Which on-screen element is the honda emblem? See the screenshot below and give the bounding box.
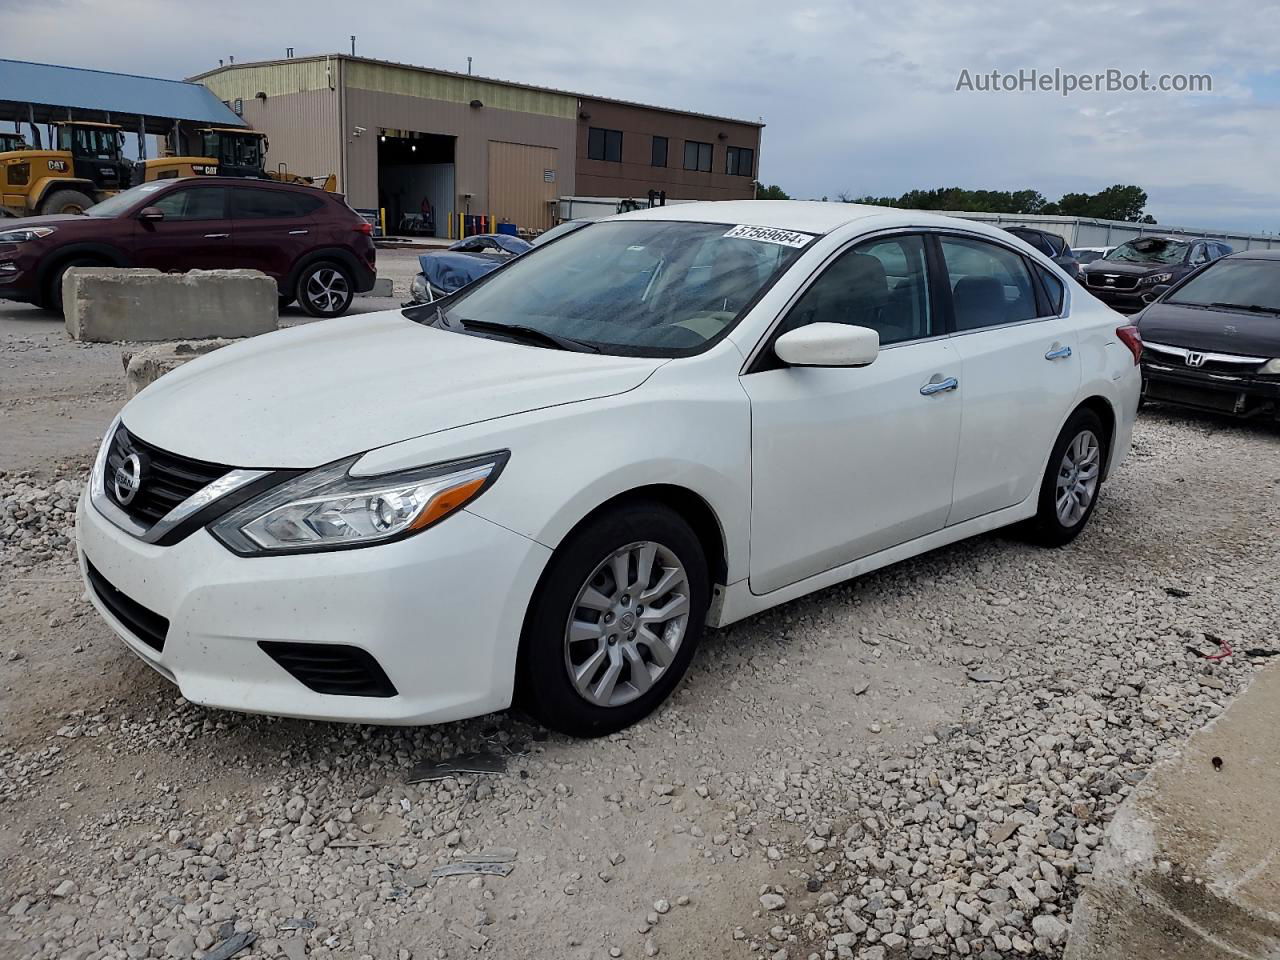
[1185,352,1206,368]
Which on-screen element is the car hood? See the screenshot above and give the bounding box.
[121,310,665,468]
[0,213,93,233]
[1137,302,1280,356]
[1083,260,1184,280]
[418,251,508,294]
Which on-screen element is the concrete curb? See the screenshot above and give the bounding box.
[1065,663,1280,959]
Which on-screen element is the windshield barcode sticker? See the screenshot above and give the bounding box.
[723,224,813,248]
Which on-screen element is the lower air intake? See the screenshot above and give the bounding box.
[257,641,398,698]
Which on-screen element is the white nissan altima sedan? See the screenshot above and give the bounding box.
[77,201,1142,736]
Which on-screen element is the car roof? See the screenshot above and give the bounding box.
[1225,249,1280,260]
[161,175,319,195]
[607,200,1016,238]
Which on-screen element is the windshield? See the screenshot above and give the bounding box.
[1167,259,1280,313]
[531,219,590,247]
[410,220,812,356]
[1104,238,1189,265]
[85,181,169,217]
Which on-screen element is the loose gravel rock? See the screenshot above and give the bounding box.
[1,409,1278,960]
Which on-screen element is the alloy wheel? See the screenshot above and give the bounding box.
[1055,429,1100,527]
[563,540,690,708]
[305,268,351,313]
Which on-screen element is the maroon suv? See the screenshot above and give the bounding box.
[0,178,376,317]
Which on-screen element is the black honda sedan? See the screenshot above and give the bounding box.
[1136,251,1280,419]
[1082,236,1232,314]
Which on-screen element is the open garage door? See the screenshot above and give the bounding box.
[488,141,558,233]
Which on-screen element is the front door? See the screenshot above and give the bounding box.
[741,233,963,595]
[130,184,234,272]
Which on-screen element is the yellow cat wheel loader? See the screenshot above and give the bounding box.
[142,128,336,191]
[0,122,132,217]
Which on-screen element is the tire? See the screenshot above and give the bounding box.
[45,258,100,315]
[295,261,354,318]
[1026,408,1107,547]
[39,189,94,216]
[519,501,710,737]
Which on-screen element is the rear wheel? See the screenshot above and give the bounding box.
[519,502,709,737]
[39,189,94,216]
[1027,408,1106,546]
[296,261,354,318]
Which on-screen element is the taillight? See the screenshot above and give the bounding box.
[1116,325,1142,365]
[354,222,373,235]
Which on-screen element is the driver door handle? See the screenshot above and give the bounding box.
[1045,344,1073,360]
[920,376,959,396]
[203,233,229,239]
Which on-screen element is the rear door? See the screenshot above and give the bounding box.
[229,186,324,283]
[129,184,234,272]
[936,234,1081,525]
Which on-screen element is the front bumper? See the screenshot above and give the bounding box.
[76,490,552,724]
[1142,361,1280,418]
[1085,284,1151,314]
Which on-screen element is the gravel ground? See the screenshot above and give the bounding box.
[2,323,1279,960]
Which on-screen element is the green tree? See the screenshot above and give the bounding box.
[848,183,1152,222]
[753,184,791,200]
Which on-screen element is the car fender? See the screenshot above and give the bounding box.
[34,240,131,291]
[352,358,753,585]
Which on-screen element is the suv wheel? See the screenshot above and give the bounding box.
[46,258,100,315]
[296,261,354,318]
[519,502,709,737]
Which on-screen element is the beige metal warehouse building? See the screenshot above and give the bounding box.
[190,54,763,237]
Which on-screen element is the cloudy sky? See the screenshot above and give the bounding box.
[6,0,1280,231]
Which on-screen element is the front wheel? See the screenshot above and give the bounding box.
[1027,408,1106,546]
[296,261,354,318]
[39,189,94,216]
[519,502,709,737]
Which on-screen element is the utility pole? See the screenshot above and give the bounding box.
[351,36,356,56]
[467,56,473,75]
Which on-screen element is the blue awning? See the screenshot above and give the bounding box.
[0,59,246,134]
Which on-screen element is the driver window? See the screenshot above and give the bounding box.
[779,234,933,346]
[153,187,226,221]
[1190,243,1208,265]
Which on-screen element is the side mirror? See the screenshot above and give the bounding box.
[1142,284,1170,304]
[138,206,165,222]
[775,322,880,368]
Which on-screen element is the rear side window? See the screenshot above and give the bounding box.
[939,236,1039,331]
[1036,266,1066,314]
[231,187,323,219]
[153,186,226,221]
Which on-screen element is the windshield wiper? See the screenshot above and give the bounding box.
[448,316,600,353]
[1208,302,1280,315]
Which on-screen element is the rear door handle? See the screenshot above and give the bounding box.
[288,229,309,235]
[920,376,959,396]
[1045,344,1073,360]
[203,233,229,239]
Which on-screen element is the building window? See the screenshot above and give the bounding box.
[588,127,623,163]
[651,136,668,168]
[725,146,754,177]
[683,140,712,172]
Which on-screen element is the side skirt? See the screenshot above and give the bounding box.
[711,494,1037,628]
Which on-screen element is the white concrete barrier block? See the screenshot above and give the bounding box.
[64,268,278,343]
[121,340,239,398]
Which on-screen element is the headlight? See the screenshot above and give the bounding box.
[409,273,432,303]
[0,226,56,244]
[210,451,508,555]
[1262,359,1280,375]
[1138,272,1173,285]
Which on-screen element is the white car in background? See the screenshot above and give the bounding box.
[77,201,1142,736]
